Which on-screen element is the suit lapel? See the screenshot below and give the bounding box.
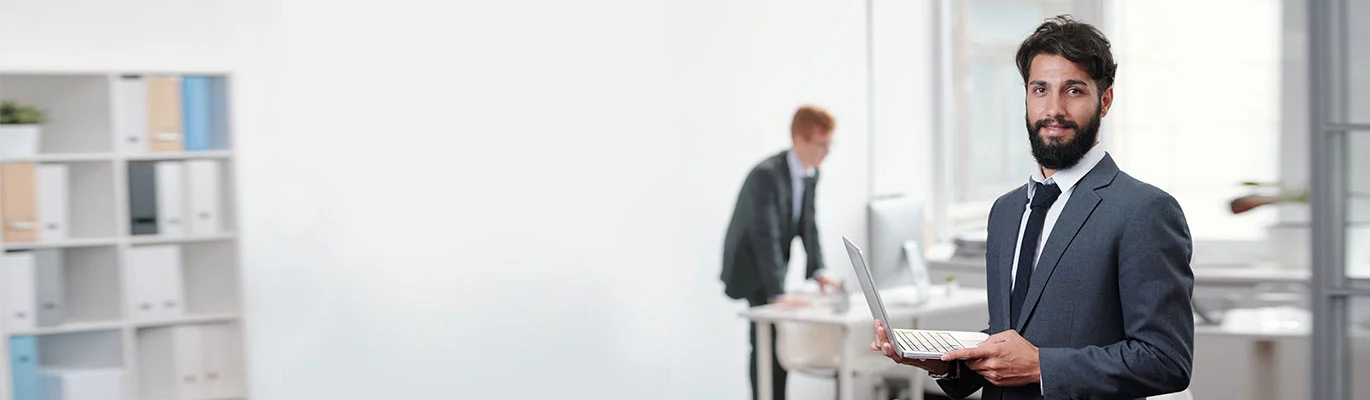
[1014,155,1120,331]
[997,186,1027,331]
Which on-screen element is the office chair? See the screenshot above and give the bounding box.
[774,288,905,399]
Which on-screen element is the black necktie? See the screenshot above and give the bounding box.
[798,176,816,230]
[1010,182,1062,325]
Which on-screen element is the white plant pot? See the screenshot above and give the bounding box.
[1267,222,1370,276]
[1266,222,1310,270]
[0,125,41,156]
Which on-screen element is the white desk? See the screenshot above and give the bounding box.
[1191,324,1370,400]
[927,254,1311,286]
[739,285,988,400]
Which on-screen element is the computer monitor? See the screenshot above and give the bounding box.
[867,195,926,289]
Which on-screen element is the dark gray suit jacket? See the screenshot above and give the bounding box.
[720,151,824,301]
[938,155,1195,400]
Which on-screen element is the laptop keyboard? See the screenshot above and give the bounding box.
[895,331,963,354]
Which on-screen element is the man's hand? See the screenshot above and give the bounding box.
[869,320,951,375]
[815,275,841,294]
[769,295,812,308]
[941,330,1040,387]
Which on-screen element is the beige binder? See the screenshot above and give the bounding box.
[2,163,40,242]
[147,75,184,152]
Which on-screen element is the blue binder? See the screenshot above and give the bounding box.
[9,336,42,400]
[209,76,230,149]
[182,76,213,151]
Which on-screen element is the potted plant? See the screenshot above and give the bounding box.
[1229,181,1307,215]
[1229,181,1310,269]
[1230,181,1370,270]
[0,101,47,156]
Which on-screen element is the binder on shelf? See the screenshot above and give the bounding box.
[201,324,244,398]
[40,368,124,400]
[146,75,184,153]
[2,163,40,242]
[126,245,184,321]
[128,162,159,235]
[33,250,65,327]
[114,75,149,154]
[171,327,205,399]
[9,336,43,400]
[139,326,205,400]
[186,160,221,235]
[4,250,65,329]
[36,164,69,241]
[3,252,37,331]
[182,76,212,151]
[209,76,230,150]
[154,162,187,237]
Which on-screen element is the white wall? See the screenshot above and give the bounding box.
[869,0,938,214]
[1279,0,1311,223]
[1108,0,1283,239]
[0,0,876,398]
[0,0,269,73]
[259,0,870,399]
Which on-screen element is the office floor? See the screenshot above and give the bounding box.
[788,374,951,400]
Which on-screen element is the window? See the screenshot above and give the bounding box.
[935,0,1101,234]
[933,0,1283,243]
[1105,0,1282,240]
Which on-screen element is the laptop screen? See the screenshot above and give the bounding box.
[843,236,897,346]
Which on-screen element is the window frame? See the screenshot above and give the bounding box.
[931,0,1106,239]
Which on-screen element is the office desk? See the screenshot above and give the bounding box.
[1191,324,1370,400]
[739,285,988,400]
[927,255,1311,286]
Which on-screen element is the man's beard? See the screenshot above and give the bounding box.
[1026,107,1100,170]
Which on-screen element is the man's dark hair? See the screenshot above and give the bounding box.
[1015,15,1117,93]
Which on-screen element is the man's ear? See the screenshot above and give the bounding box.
[1099,86,1114,118]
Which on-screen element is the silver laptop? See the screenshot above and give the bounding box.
[844,236,988,359]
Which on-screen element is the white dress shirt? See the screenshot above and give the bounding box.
[1010,144,1108,289]
[785,150,815,223]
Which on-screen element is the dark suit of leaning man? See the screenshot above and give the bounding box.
[721,105,842,400]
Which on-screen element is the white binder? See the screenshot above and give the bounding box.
[40,368,124,400]
[114,75,149,154]
[186,160,221,235]
[126,245,185,321]
[139,326,206,400]
[37,164,69,241]
[3,252,37,331]
[155,162,187,237]
[172,326,206,400]
[33,249,65,327]
[201,324,244,398]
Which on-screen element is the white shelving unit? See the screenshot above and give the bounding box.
[0,72,247,400]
